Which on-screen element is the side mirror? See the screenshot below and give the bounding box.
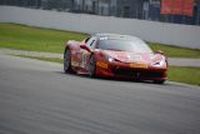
[80,44,91,52]
[155,50,164,55]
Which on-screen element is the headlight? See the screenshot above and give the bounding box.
[152,56,166,67]
[153,60,165,67]
[105,55,114,63]
[108,57,114,62]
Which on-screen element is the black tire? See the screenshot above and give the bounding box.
[88,55,96,77]
[64,49,72,73]
[154,80,165,84]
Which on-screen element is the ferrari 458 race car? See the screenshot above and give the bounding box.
[64,33,168,84]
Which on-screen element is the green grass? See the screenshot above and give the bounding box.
[12,54,200,86]
[168,66,200,86]
[0,23,200,58]
[0,23,87,53]
[149,43,200,58]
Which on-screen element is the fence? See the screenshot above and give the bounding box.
[0,6,199,49]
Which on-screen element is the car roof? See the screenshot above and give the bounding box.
[93,33,141,41]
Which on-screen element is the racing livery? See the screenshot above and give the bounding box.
[64,33,168,84]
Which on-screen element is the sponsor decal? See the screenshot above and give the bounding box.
[131,54,142,61]
[96,61,108,69]
[99,37,108,40]
[71,61,79,67]
[130,63,148,69]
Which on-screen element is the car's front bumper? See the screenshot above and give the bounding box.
[95,61,167,81]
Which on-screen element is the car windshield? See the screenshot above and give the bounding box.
[97,39,153,53]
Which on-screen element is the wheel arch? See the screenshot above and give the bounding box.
[64,43,72,57]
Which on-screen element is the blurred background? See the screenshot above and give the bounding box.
[0,0,200,26]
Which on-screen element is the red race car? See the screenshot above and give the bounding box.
[64,33,168,84]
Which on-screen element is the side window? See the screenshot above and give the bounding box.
[84,37,90,43]
[86,38,93,47]
[86,37,97,49]
[90,39,97,49]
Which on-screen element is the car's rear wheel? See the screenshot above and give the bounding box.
[88,55,96,77]
[154,80,165,84]
[64,49,72,73]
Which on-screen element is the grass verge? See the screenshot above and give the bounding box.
[0,23,87,53]
[0,23,200,58]
[168,66,200,86]
[14,55,200,86]
[149,43,200,58]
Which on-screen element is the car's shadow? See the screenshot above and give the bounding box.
[55,71,168,86]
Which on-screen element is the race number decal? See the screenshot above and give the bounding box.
[81,51,89,68]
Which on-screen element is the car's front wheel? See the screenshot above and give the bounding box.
[88,55,96,77]
[64,49,72,73]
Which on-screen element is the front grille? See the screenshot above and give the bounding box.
[113,68,163,78]
[113,68,134,77]
[142,72,163,78]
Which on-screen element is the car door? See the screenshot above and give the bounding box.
[70,38,90,68]
[80,37,97,69]
[71,37,90,68]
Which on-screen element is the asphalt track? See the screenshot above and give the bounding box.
[0,53,200,134]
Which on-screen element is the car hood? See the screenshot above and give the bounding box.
[102,50,163,64]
